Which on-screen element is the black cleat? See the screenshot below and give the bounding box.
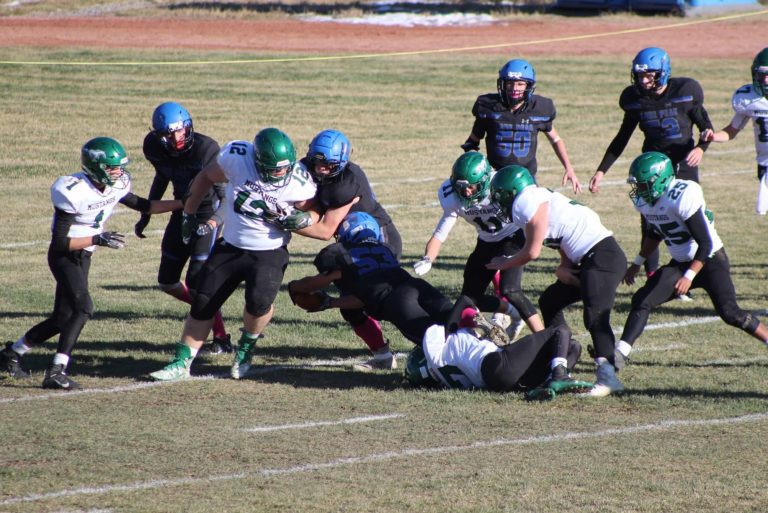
[42,364,81,390]
[199,334,233,355]
[0,342,31,379]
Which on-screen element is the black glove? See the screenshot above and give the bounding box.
[134,214,151,239]
[92,231,126,249]
[460,138,480,153]
[196,222,215,238]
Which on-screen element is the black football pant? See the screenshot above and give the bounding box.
[340,222,402,326]
[460,233,538,320]
[158,210,217,291]
[375,277,453,345]
[621,248,760,345]
[481,324,572,392]
[538,236,626,362]
[25,248,93,357]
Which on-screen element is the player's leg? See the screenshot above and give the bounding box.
[150,241,245,381]
[231,246,289,379]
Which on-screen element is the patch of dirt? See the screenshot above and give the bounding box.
[0,13,761,59]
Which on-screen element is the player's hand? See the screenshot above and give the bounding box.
[486,255,511,271]
[699,128,714,143]
[134,214,151,239]
[674,276,692,297]
[278,210,312,231]
[555,265,580,286]
[181,212,196,244]
[562,168,582,194]
[413,256,432,276]
[623,264,640,286]
[196,221,216,238]
[685,147,704,167]
[92,231,126,250]
[460,138,479,153]
[588,171,605,194]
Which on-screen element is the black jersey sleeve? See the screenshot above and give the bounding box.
[119,192,151,213]
[314,243,344,274]
[684,207,714,263]
[597,90,639,172]
[684,79,713,151]
[51,208,76,252]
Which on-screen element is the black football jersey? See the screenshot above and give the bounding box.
[314,242,408,316]
[300,159,394,228]
[469,93,556,173]
[598,77,713,172]
[142,132,221,215]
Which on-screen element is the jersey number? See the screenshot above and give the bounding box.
[495,123,531,159]
[233,191,278,221]
[348,246,398,275]
[756,116,768,143]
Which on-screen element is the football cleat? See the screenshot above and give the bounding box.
[585,362,624,397]
[231,340,257,380]
[0,342,31,379]
[42,364,81,390]
[613,350,629,372]
[473,313,510,347]
[149,357,192,382]
[352,353,398,372]
[525,386,556,401]
[199,334,233,355]
[491,312,511,329]
[506,318,525,342]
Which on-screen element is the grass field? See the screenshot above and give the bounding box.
[1,18,767,513]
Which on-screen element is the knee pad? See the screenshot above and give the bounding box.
[245,299,273,318]
[340,308,369,326]
[723,310,760,334]
[502,289,535,318]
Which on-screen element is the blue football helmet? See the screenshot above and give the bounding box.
[337,212,382,245]
[631,47,671,96]
[152,102,194,155]
[497,59,536,108]
[307,129,351,183]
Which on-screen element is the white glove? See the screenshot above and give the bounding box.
[413,256,432,276]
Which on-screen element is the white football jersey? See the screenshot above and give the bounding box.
[633,178,722,262]
[730,84,768,166]
[50,171,132,252]
[432,176,520,243]
[217,140,317,251]
[511,186,612,263]
[422,324,500,389]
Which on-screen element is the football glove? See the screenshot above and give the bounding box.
[460,138,480,153]
[278,210,312,231]
[413,256,432,276]
[92,231,126,250]
[181,212,196,244]
[195,221,215,238]
[134,214,151,239]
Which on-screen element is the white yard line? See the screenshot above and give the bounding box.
[242,413,405,433]
[2,412,766,506]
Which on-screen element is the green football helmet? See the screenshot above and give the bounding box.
[489,165,536,221]
[450,152,492,207]
[253,128,296,185]
[627,151,675,206]
[752,47,768,98]
[404,346,438,388]
[80,136,129,187]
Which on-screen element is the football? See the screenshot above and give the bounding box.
[288,281,330,312]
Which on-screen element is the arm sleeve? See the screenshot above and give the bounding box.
[690,84,713,152]
[119,192,151,213]
[51,208,75,252]
[597,114,637,172]
[146,173,169,202]
[684,207,714,262]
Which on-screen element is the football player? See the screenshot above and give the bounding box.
[487,165,627,397]
[702,47,768,215]
[296,129,402,371]
[461,58,581,192]
[135,102,231,355]
[616,152,768,366]
[413,152,544,341]
[148,128,320,382]
[288,212,520,355]
[0,137,182,389]
[406,297,588,400]
[589,47,714,279]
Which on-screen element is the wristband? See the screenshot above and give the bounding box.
[633,255,646,266]
[683,269,697,281]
